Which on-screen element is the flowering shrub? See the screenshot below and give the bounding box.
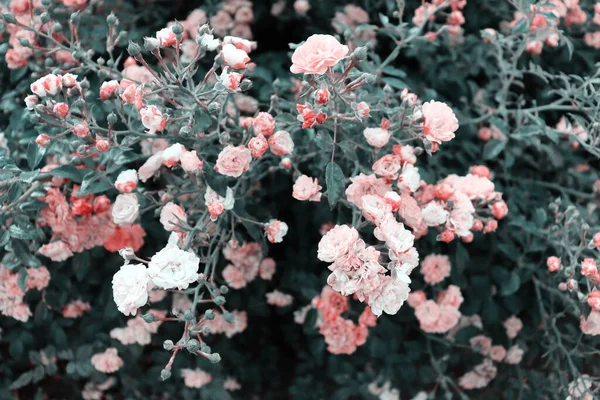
[1,0,600,399]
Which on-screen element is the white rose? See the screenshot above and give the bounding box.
[363,127,391,148]
[397,163,421,193]
[112,263,151,316]
[204,186,235,210]
[112,193,140,226]
[368,276,410,316]
[148,243,199,290]
[421,202,449,226]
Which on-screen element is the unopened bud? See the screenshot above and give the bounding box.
[208,353,221,363]
[144,37,160,52]
[219,285,229,294]
[2,13,16,24]
[240,79,253,91]
[200,344,211,354]
[106,13,118,26]
[107,112,118,125]
[40,12,50,24]
[127,41,142,57]
[214,295,226,306]
[186,339,200,353]
[142,313,157,323]
[223,311,234,323]
[163,340,174,350]
[161,368,171,380]
[171,22,184,35]
[183,310,195,322]
[352,46,368,61]
[52,22,63,32]
[208,102,220,115]
[204,309,215,320]
[70,11,81,25]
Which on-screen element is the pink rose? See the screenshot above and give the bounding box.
[422,101,459,144]
[112,193,139,226]
[252,112,275,136]
[248,134,269,158]
[269,130,294,155]
[265,219,289,243]
[39,241,73,262]
[91,348,123,374]
[139,106,167,134]
[215,145,252,177]
[292,175,322,201]
[363,127,391,148]
[290,34,349,75]
[159,202,187,231]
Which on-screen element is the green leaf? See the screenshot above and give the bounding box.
[512,18,529,34]
[500,271,521,296]
[26,142,46,170]
[77,176,113,196]
[17,268,28,293]
[20,170,40,183]
[314,130,333,151]
[483,139,505,160]
[382,77,407,90]
[325,162,345,210]
[9,224,37,240]
[9,370,33,390]
[534,208,547,227]
[49,165,85,182]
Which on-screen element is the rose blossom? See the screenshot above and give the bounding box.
[420,254,451,285]
[180,150,203,174]
[221,43,250,69]
[248,134,269,158]
[504,345,524,364]
[368,275,410,316]
[138,151,165,183]
[139,106,167,134]
[99,80,119,100]
[360,194,392,225]
[112,263,150,316]
[317,225,359,262]
[162,143,185,168]
[112,194,139,226]
[148,242,199,290]
[252,112,275,136]
[504,315,523,339]
[363,127,391,148]
[266,290,293,307]
[290,34,349,75]
[159,202,187,231]
[181,369,212,389]
[422,101,459,144]
[39,241,73,262]
[421,202,449,226]
[91,348,123,374]
[292,175,322,201]
[265,219,289,243]
[259,258,276,280]
[114,169,138,193]
[215,145,252,177]
[269,130,294,155]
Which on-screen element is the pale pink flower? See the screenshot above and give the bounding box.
[345,174,391,207]
[181,369,212,389]
[470,335,492,355]
[437,285,463,308]
[180,150,203,174]
[39,241,73,262]
[224,377,242,391]
[581,311,600,336]
[62,300,91,318]
[112,194,139,226]
[363,127,391,148]
[222,265,248,289]
[372,154,402,180]
[504,315,523,339]
[269,130,294,155]
[248,134,269,158]
[222,43,250,69]
[368,275,410,316]
[567,375,594,400]
[30,74,62,97]
[360,194,392,225]
[504,345,524,364]
[91,348,123,373]
[161,143,185,168]
[422,101,459,144]
[266,290,293,307]
[398,193,424,229]
[265,219,289,243]
[252,112,275,136]
[259,257,276,280]
[111,263,150,316]
[319,317,359,354]
[27,266,50,291]
[412,4,436,26]
[99,80,119,100]
[156,27,178,47]
[139,106,167,134]
[407,291,427,308]
[373,216,415,256]
[215,145,252,177]
[115,169,138,193]
[290,34,349,75]
[317,225,359,262]
[458,359,497,389]
[138,152,164,182]
[490,345,506,361]
[292,175,322,201]
[421,202,448,226]
[397,163,420,193]
[294,0,310,14]
[420,254,451,284]
[159,202,187,231]
[148,243,199,290]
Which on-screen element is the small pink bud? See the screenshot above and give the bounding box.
[35,134,51,147]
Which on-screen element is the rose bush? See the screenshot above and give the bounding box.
[0,0,599,399]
